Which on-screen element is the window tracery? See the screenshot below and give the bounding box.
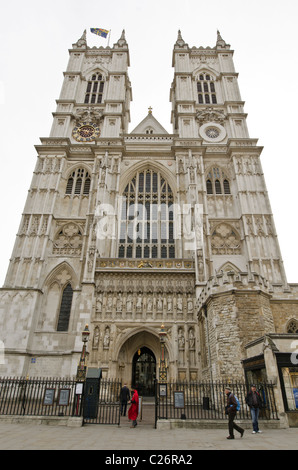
[211,223,241,255]
[118,169,175,259]
[197,73,217,105]
[206,167,231,195]
[57,283,73,332]
[287,319,298,334]
[53,223,83,256]
[65,168,91,196]
[84,72,105,104]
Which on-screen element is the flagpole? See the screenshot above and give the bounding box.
[107,30,111,47]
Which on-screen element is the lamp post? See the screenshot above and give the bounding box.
[76,324,90,382]
[159,324,168,383]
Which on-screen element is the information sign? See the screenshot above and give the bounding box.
[174,391,185,409]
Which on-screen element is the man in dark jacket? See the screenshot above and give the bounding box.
[245,384,263,434]
[225,387,244,440]
[120,383,130,416]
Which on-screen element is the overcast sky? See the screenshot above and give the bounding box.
[0,0,297,285]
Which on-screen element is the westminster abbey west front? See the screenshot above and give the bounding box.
[0,30,297,395]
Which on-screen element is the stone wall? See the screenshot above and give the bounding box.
[198,271,277,381]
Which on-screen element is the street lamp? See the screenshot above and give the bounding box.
[159,324,168,383]
[76,324,90,382]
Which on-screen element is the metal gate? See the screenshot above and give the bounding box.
[83,378,122,425]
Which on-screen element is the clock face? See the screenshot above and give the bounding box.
[78,125,95,137]
[72,122,100,142]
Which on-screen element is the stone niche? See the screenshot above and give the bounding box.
[94,271,196,322]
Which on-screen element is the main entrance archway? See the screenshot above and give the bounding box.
[132,347,156,396]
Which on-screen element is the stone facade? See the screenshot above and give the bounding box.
[0,30,297,390]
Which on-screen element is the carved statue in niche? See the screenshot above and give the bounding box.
[116,293,122,312]
[187,295,193,313]
[126,294,133,312]
[103,327,110,349]
[96,293,103,312]
[157,295,163,312]
[189,327,196,365]
[92,326,100,349]
[189,328,195,349]
[147,296,153,312]
[178,328,185,350]
[197,249,205,282]
[167,295,173,312]
[136,294,142,311]
[178,327,185,365]
[107,294,113,311]
[177,294,183,314]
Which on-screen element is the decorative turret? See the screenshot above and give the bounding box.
[72,29,87,49]
[216,30,230,50]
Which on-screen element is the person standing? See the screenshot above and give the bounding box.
[245,384,263,434]
[119,383,130,417]
[128,387,139,428]
[225,387,245,440]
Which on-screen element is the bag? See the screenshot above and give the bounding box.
[230,394,241,411]
[234,395,241,411]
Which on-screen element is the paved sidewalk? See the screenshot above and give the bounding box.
[0,419,297,450]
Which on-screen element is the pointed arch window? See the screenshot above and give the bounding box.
[65,168,91,196]
[118,169,175,259]
[206,167,231,195]
[197,72,217,105]
[57,283,73,331]
[84,72,105,104]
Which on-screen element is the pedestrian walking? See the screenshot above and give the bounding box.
[225,387,245,440]
[128,386,139,428]
[119,383,130,417]
[245,384,263,434]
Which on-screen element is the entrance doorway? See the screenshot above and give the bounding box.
[132,347,156,397]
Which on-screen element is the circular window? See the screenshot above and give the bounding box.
[199,122,226,143]
[206,127,220,139]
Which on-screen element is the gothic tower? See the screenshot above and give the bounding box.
[0,30,296,386]
[170,31,295,381]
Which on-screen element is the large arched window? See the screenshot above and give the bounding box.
[65,168,91,196]
[84,72,105,104]
[206,167,231,195]
[197,73,217,105]
[57,283,73,331]
[118,169,175,259]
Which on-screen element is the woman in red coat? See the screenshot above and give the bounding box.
[128,387,139,428]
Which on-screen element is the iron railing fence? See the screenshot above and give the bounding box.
[0,377,279,426]
[83,378,122,425]
[0,376,82,417]
[155,381,279,422]
[0,376,121,425]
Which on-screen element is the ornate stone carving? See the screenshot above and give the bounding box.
[73,106,103,126]
[211,223,241,255]
[196,107,226,125]
[53,222,83,256]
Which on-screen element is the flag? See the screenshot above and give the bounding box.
[90,28,109,38]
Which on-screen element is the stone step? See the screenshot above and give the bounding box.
[120,403,155,427]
